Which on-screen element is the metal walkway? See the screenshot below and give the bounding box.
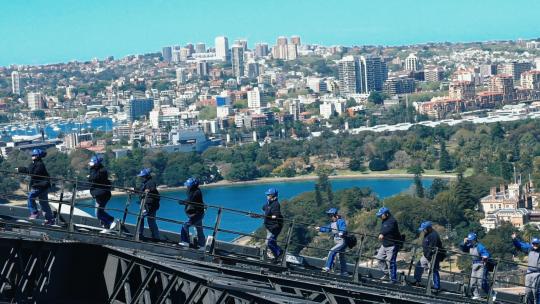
[0,206,521,304]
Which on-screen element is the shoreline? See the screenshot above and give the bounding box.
[6,171,457,204]
[123,171,457,196]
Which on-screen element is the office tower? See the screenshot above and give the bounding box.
[290,36,301,46]
[255,43,269,58]
[288,99,303,121]
[126,98,154,122]
[449,81,475,100]
[489,74,514,94]
[405,53,419,71]
[235,39,248,50]
[172,49,182,62]
[383,76,416,95]
[246,61,260,79]
[320,102,335,119]
[11,71,21,95]
[215,36,229,62]
[176,68,187,84]
[520,70,540,89]
[272,36,289,60]
[424,66,444,82]
[247,87,263,108]
[277,36,288,46]
[197,61,209,77]
[479,64,498,77]
[231,45,244,80]
[500,61,532,81]
[180,48,191,61]
[195,43,206,53]
[287,44,298,60]
[27,92,44,110]
[185,43,195,55]
[360,55,386,92]
[337,56,361,94]
[162,46,172,63]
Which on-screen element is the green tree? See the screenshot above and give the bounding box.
[408,164,425,198]
[439,141,452,172]
[368,91,388,104]
[428,178,448,199]
[349,158,366,172]
[368,158,388,171]
[454,172,477,210]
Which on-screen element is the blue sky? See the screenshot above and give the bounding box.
[1,0,539,66]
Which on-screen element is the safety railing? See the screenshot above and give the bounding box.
[0,169,534,303]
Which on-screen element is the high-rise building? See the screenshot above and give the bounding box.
[172,49,182,62]
[215,36,229,62]
[126,98,154,122]
[383,76,416,95]
[231,45,244,80]
[307,77,327,93]
[27,92,44,110]
[521,70,540,89]
[185,43,195,55]
[360,55,386,92]
[176,68,187,84]
[255,43,269,58]
[337,56,361,95]
[179,48,191,61]
[11,71,21,95]
[235,39,248,50]
[500,61,532,81]
[161,47,172,62]
[290,36,301,46]
[287,44,298,60]
[195,43,206,53]
[246,61,260,79]
[197,61,209,77]
[272,37,289,60]
[404,53,419,71]
[288,99,303,121]
[247,87,263,108]
[424,66,444,82]
[320,102,335,119]
[449,81,475,100]
[489,74,514,97]
[479,64,498,77]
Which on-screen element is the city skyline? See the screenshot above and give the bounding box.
[1,0,540,67]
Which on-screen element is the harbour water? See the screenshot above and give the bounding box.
[0,117,113,141]
[80,178,432,241]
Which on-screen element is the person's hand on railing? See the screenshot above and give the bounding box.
[248,211,261,218]
[378,234,384,241]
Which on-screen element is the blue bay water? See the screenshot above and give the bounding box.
[0,118,113,141]
[80,178,432,241]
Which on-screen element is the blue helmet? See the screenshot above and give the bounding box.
[532,237,540,245]
[467,232,478,241]
[376,207,390,217]
[265,188,278,196]
[89,155,103,166]
[418,221,432,232]
[184,177,199,188]
[326,208,338,215]
[137,168,151,177]
[31,149,46,158]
